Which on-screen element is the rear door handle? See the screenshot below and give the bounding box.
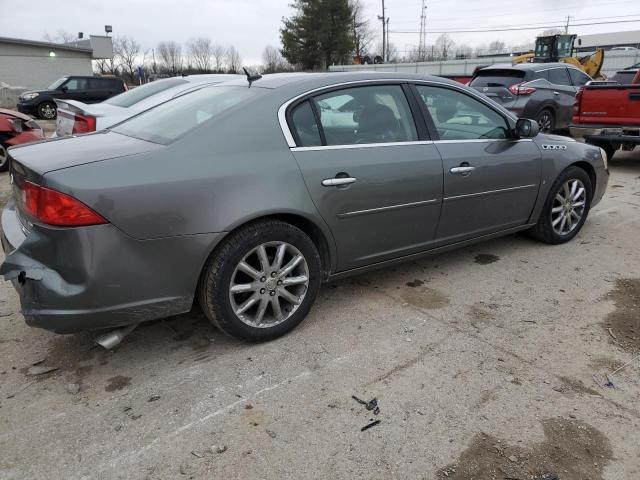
[450,166,475,175]
[322,177,357,187]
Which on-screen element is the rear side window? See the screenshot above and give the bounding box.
[290,101,322,147]
[105,78,188,107]
[416,85,509,140]
[469,70,525,88]
[311,85,418,146]
[548,68,571,86]
[112,86,262,144]
[568,69,591,87]
[533,70,549,81]
[89,78,114,89]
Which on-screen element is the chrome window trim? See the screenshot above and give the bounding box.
[434,138,533,144]
[278,78,519,149]
[444,184,537,201]
[338,198,440,218]
[292,140,434,152]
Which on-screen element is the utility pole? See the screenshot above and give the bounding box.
[564,15,572,34]
[378,0,386,62]
[418,0,427,61]
[386,17,390,61]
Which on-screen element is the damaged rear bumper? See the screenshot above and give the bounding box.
[0,201,222,333]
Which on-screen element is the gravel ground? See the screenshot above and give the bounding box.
[0,151,639,480]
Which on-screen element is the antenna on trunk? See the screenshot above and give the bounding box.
[243,67,262,88]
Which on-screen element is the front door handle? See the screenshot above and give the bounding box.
[450,166,475,175]
[322,177,357,187]
[553,91,560,96]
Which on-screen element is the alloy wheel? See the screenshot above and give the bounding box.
[229,241,310,328]
[551,179,586,235]
[40,104,56,119]
[537,112,553,133]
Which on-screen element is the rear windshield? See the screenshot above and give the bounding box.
[105,78,188,107]
[469,70,526,88]
[112,85,262,144]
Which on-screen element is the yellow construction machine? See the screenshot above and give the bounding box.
[513,34,605,79]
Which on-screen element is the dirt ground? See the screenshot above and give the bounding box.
[0,150,639,480]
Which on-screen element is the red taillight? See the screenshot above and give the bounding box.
[21,181,107,227]
[573,87,583,119]
[72,114,97,134]
[508,82,536,95]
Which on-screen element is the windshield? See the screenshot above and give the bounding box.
[48,77,68,90]
[469,70,525,88]
[104,78,189,107]
[112,86,263,144]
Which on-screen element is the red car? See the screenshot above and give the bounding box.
[0,109,45,172]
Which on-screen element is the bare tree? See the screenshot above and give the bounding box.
[540,28,564,37]
[488,40,507,55]
[43,29,75,43]
[434,34,455,60]
[187,37,213,72]
[350,0,375,58]
[455,43,473,59]
[157,41,183,75]
[262,45,289,73]
[225,46,242,73]
[115,36,142,82]
[212,44,226,72]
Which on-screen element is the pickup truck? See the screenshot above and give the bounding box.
[570,68,640,159]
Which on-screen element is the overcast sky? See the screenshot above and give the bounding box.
[1,0,639,64]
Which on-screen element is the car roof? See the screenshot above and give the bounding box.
[179,74,243,84]
[218,71,464,90]
[478,62,580,72]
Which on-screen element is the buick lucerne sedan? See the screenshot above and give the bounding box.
[0,72,609,342]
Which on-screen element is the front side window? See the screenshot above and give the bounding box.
[48,77,67,90]
[311,85,418,146]
[415,85,509,140]
[548,68,571,86]
[63,78,88,91]
[112,86,262,144]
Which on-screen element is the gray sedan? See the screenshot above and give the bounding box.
[0,72,609,342]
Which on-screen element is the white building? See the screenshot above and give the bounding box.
[0,35,113,90]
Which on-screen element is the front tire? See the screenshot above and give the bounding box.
[37,102,56,120]
[198,220,322,341]
[529,166,592,244]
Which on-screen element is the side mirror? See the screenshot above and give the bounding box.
[515,118,539,138]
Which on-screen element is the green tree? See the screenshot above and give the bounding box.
[280,0,355,70]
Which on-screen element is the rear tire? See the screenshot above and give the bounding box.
[198,220,322,341]
[536,108,555,133]
[529,166,592,244]
[37,102,56,120]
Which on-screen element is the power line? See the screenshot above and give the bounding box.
[390,18,640,34]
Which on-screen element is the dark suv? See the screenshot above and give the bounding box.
[469,63,592,133]
[17,76,126,120]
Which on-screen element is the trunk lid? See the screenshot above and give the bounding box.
[8,131,162,177]
[55,100,128,137]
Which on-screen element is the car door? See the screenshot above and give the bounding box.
[87,78,110,103]
[287,83,443,271]
[546,67,577,128]
[413,84,541,244]
[57,78,91,103]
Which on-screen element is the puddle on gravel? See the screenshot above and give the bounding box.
[400,286,450,310]
[406,279,424,288]
[437,417,613,480]
[603,278,640,352]
[474,253,500,265]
